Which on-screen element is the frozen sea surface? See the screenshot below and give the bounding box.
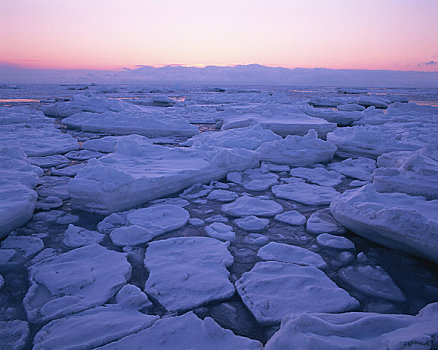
[0,84,438,349]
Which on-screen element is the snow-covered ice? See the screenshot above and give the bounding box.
[306,208,347,235]
[290,166,345,187]
[144,237,235,312]
[339,265,405,302]
[257,242,327,268]
[234,216,269,232]
[69,141,259,213]
[272,180,339,206]
[265,302,438,350]
[256,130,336,166]
[327,157,376,181]
[331,185,438,263]
[205,222,236,242]
[222,195,283,217]
[274,210,307,225]
[227,168,279,191]
[316,233,355,250]
[235,261,359,324]
[23,244,131,323]
[62,224,104,248]
[0,320,29,350]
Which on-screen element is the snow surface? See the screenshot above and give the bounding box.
[256,129,336,166]
[69,141,259,213]
[227,168,279,191]
[144,237,235,312]
[23,244,131,323]
[235,261,359,324]
[0,320,29,350]
[290,166,345,187]
[331,185,438,263]
[265,302,438,350]
[222,195,283,217]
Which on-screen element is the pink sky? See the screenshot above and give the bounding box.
[1,0,437,71]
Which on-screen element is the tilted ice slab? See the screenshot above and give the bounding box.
[327,124,427,159]
[256,130,336,166]
[43,94,141,118]
[290,167,345,187]
[339,265,405,302]
[0,122,78,157]
[330,185,438,263]
[222,195,283,217]
[69,141,259,213]
[264,302,438,350]
[327,157,376,181]
[33,306,158,350]
[0,106,50,125]
[97,312,262,350]
[221,112,336,138]
[62,224,104,248]
[304,108,364,126]
[63,110,199,137]
[257,242,327,268]
[373,144,438,199]
[23,243,131,323]
[183,124,281,150]
[272,179,339,206]
[358,95,389,109]
[306,208,346,235]
[144,237,235,312]
[337,103,365,111]
[0,148,43,239]
[82,134,153,153]
[235,261,358,324]
[227,168,279,191]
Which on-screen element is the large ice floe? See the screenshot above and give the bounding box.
[63,109,199,137]
[42,94,141,118]
[33,307,262,350]
[68,139,259,213]
[23,244,131,323]
[144,237,235,312]
[373,143,438,199]
[265,302,438,350]
[331,185,438,263]
[0,147,43,238]
[220,110,337,138]
[235,261,359,324]
[256,129,337,166]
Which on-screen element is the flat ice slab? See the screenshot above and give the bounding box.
[272,180,339,206]
[331,185,438,263]
[0,148,43,238]
[69,141,259,213]
[227,168,279,191]
[97,312,263,350]
[235,261,358,324]
[265,302,438,350]
[23,243,131,323]
[221,112,337,138]
[257,242,327,268]
[63,110,199,137]
[290,166,345,187]
[144,237,235,312]
[327,157,376,181]
[222,195,283,217]
[256,130,336,166]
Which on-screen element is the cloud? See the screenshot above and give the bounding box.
[424,60,438,66]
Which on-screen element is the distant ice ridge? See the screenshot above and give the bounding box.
[69,138,259,213]
[0,147,43,238]
[265,302,438,350]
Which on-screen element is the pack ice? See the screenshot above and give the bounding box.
[0,148,43,238]
[68,139,259,213]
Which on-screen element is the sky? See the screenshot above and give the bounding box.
[0,0,437,71]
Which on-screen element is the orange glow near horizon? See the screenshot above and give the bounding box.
[1,0,437,72]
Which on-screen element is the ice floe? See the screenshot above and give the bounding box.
[207,189,239,202]
[327,157,376,181]
[23,244,131,323]
[234,216,269,232]
[256,130,336,166]
[222,195,283,217]
[144,237,235,312]
[205,222,236,242]
[272,180,339,206]
[339,265,405,301]
[331,185,438,263]
[0,148,42,238]
[62,224,104,248]
[0,320,29,350]
[265,302,438,350]
[290,167,345,187]
[257,242,327,268]
[306,208,346,235]
[274,210,307,225]
[235,261,358,324]
[69,141,259,213]
[317,233,355,250]
[227,168,279,191]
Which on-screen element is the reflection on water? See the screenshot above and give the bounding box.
[0,98,40,102]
